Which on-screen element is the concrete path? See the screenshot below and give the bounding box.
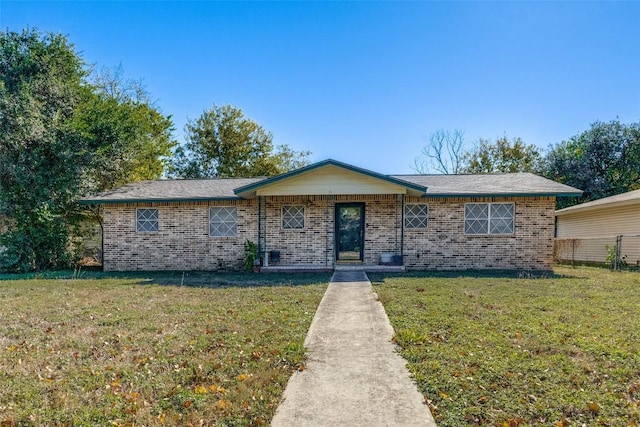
[271,270,436,426]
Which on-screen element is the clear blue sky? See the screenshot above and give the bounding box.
[2,1,639,174]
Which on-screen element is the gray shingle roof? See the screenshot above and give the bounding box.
[81,178,263,204]
[394,173,582,197]
[81,166,581,204]
[556,188,640,215]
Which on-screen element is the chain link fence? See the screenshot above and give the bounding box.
[555,235,640,270]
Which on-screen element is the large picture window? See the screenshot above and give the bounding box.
[209,207,237,237]
[136,208,158,232]
[282,206,305,229]
[465,203,514,235]
[404,204,428,229]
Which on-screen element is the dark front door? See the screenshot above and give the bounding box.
[335,203,365,261]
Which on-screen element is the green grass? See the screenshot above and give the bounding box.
[0,272,329,426]
[371,266,640,427]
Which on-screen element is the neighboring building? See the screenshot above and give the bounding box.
[555,189,640,266]
[81,159,581,272]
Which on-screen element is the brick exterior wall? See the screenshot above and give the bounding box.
[103,200,257,271]
[262,195,403,267]
[402,196,556,271]
[102,195,556,271]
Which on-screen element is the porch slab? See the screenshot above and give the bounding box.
[260,264,405,273]
[260,265,334,273]
[335,264,405,273]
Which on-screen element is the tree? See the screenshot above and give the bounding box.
[0,30,176,271]
[170,104,310,178]
[0,30,87,271]
[540,120,640,208]
[460,135,542,174]
[414,129,466,174]
[78,67,176,193]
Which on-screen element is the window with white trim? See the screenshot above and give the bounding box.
[282,205,305,229]
[465,203,514,235]
[405,204,428,229]
[136,208,158,232]
[209,207,237,237]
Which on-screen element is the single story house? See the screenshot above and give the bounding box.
[81,159,581,272]
[555,189,640,266]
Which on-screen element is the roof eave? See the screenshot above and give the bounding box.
[422,192,579,198]
[79,196,244,205]
[556,197,640,216]
[422,192,582,199]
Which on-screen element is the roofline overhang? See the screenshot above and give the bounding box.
[422,192,582,199]
[556,197,640,216]
[233,159,427,198]
[79,196,244,205]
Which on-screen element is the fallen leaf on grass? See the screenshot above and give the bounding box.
[501,417,524,427]
[214,399,231,411]
[587,401,601,413]
[194,385,208,394]
[209,385,228,395]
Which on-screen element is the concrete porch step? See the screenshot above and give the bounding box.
[335,264,405,273]
[260,264,405,273]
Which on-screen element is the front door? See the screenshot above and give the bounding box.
[335,203,365,262]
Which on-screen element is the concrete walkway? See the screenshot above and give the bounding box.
[271,270,437,426]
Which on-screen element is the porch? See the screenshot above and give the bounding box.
[259,263,406,273]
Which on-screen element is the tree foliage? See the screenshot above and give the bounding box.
[414,129,466,174]
[170,104,310,178]
[78,68,175,193]
[540,120,640,208]
[0,30,175,272]
[0,30,86,271]
[460,135,542,174]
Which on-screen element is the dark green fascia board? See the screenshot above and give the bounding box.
[233,158,428,196]
[79,196,244,205]
[419,192,582,198]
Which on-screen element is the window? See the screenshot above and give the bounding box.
[136,208,158,232]
[282,206,305,229]
[209,207,237,237]
[405,204,428,229]
[465,203,514,235]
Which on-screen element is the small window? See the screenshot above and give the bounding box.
[136,208,158,232]
[282,206,305,229]
[465,203,514,235]
[210,207,237,237]
[405,204,428,229]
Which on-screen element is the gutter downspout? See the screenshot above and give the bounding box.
[400,194,405,262]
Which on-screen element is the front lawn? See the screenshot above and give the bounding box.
[0,272,329,426]
[372,266,640,427]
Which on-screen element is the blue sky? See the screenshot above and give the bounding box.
[2,1,639,174]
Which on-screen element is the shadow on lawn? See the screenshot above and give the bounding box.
[0,268,332,289]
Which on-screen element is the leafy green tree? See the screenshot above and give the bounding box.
[541,120,640,208]
[170,104,310,178]
[78,68,176,193]
[460,135,542,173]
[0,30,175,271]
[0,30,87,271]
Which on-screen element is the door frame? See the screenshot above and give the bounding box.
[334,202,365,262]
